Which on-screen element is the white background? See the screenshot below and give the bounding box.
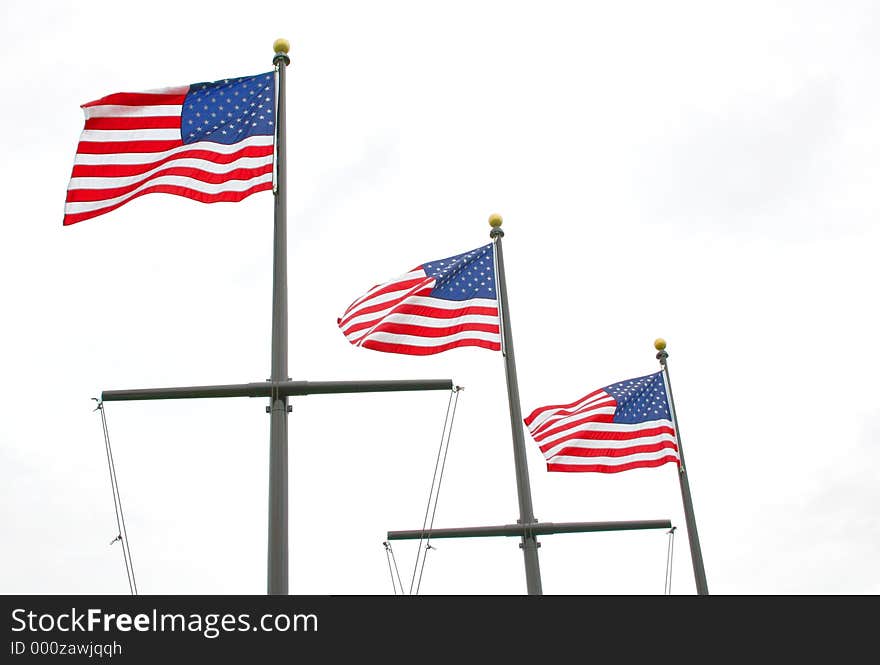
[1,0,878,595]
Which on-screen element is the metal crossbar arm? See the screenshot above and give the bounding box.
[386,519,673,541]
[101,379,454,402]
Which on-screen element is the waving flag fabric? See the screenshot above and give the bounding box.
[63,71,276,226]
[338,243,501,355]
[525,371,680,473]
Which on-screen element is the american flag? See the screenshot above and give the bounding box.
[524,371,680,473]
[338,243,501,355]
[63,71,276,226]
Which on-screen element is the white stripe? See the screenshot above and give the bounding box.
[401,295,498,311]
[536,417,675,447]
[343,288,499,323]
[345,312,499,345]
[527,394,614,434]
[340,296,496,337]
[64,172,273,215]
[67,154,274,190]
[548,449,680,468]
[84,104,184,119]
[340,282,436,344]
[530,390,614,422]
[79,128,182,143]
[341,270,427,314]
[357,329,501,348]
[541,431,678,460]
[528,406,618,440]
[346,291,498,318]
[73,135,274,165]
[341,277,433,324]
[365,312,498,329]
[341,288,496,326]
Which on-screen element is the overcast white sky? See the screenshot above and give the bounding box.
[1,0,878,596]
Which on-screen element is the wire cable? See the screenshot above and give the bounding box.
[664,526,676,595]
[383,541,404,595]
[408,386,461,595]
[415,387,461,594]
[95,399,138,595]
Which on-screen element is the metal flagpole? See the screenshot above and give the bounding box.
[98,40,458,597]
[655,338,709,595]
[268,38,291,595]
[489,214,543,595]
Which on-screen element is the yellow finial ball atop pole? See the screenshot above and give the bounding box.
[654,338,667,351]
[488,213,503,228]
[273,38,290,54]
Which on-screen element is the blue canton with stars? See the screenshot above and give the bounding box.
[181,72,275,145]
[604,372,671,424]
[423,243,496,302]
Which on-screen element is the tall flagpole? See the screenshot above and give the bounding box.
[489,214,543,595]
[655,338,709,595]
[268,38,291,595]
[95,38,457,597]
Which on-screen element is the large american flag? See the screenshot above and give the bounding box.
[524,371,680,473]
[63,71,276,226]
[338,243,501,355]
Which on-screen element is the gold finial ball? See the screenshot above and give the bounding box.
[654,338,667,351]
[273,38,290,54]
[488,213,503,228]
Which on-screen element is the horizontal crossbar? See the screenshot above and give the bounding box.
[386,519,673,541]
[101,379,454,402]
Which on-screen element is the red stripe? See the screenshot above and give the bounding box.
[537,425,676,453]
[65,164,274,203]
[338,280,433,328]
[361,338,501,356]
[364,321,500,339]
[339,303,428,335]
[351,276,428,305]
[391,302,499,319]
[547,441,679,459]
[528,403,616,439]
[532,412,616,443]
[523,388,607,426]
[84,116,182,131]
[62,180,272,226]
[340,301,497,336]
[82,92,188,107]
[547,456,680,474]
[71,145,274,178]
[76,139,184,155]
